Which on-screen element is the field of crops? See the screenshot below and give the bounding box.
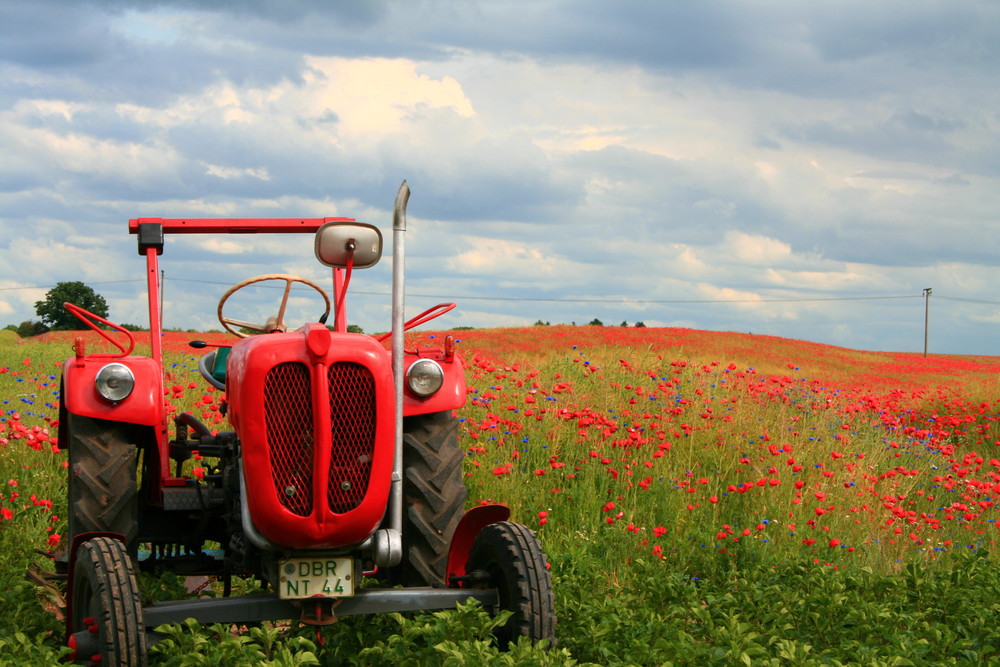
[2,325,1000,665]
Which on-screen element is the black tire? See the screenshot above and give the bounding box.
[71,536,147,665]
[466,521,556,649]
[67,415,139,557]
[398,411,468,587]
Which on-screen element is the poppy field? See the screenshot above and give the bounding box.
[2,325,1000,665]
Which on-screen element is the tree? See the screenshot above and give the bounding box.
[35,281,109,330]
[587,318,604,326]
[14,320,50,337]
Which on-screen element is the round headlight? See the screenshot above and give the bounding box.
[406,359,444,398]
[95,363,135,402]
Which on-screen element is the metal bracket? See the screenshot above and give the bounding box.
[298,597,343,626]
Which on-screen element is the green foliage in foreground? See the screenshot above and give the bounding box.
[5,546,1000,665]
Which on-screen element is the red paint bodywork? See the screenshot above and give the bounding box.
[400,346,466,416]
[224,324,467,548]
[228,325,396,548]
[61,356,165,428]
[62,217,467,550]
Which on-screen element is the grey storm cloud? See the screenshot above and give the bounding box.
[0,0,998,354]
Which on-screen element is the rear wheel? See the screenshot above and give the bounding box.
[397,411,468,587]
[67,415,139,556]
[69,536,147,665]
[466,521,556,649]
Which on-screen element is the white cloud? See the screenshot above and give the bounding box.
[719,231,792,265]
[301,57,475,139]
[204,164,271,180]
[445,236,581,283]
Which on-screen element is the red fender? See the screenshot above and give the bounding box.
[446,504,511,586]
[61,356,165,427]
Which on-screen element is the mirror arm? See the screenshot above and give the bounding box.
[333,253,354,332]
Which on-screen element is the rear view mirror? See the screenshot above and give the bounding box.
[315,222,382,269]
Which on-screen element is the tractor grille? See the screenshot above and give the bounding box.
[264,362,314,517]
[327,362,377,513]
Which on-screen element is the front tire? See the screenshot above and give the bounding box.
[70,536,147,665]
[398,411,468,587]
[466,521,556,649]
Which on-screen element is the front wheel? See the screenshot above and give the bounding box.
[69,536,147,665]
[466,521,556,649]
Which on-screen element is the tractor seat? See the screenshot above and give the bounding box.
[197,347,230,391]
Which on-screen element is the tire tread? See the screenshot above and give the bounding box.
[467,520,556,648]
[400,412,468,586]
[68,415,139,552]
[73,536,147,665]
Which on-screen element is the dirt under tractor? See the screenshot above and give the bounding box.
[55,182,555,664]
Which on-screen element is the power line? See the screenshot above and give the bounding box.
[364,292,924,305]
[937,295,1000,306]
[4,275,996,307]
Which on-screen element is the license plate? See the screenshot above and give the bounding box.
[278,557,355,599]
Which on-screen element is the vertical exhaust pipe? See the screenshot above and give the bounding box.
[388,180,409,562]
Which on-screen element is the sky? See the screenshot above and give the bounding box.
[1,0,998,356]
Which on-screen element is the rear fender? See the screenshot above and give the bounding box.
[446,504,511,586]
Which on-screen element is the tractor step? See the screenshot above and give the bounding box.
[162,484,223,511]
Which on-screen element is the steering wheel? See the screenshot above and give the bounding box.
[217,273,331,338]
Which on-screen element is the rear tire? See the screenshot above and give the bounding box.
[67,415,139,556]
[466,521,556,649]
[71,536,147,665]
[397,411,468,587]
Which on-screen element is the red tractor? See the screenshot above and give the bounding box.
[57,183,555,664]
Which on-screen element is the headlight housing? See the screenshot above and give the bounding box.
[95,363,135,402]
[406,359,444,398]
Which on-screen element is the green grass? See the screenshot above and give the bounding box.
[2,327,1000,665]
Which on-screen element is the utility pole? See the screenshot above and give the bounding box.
[923,287,932,357]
